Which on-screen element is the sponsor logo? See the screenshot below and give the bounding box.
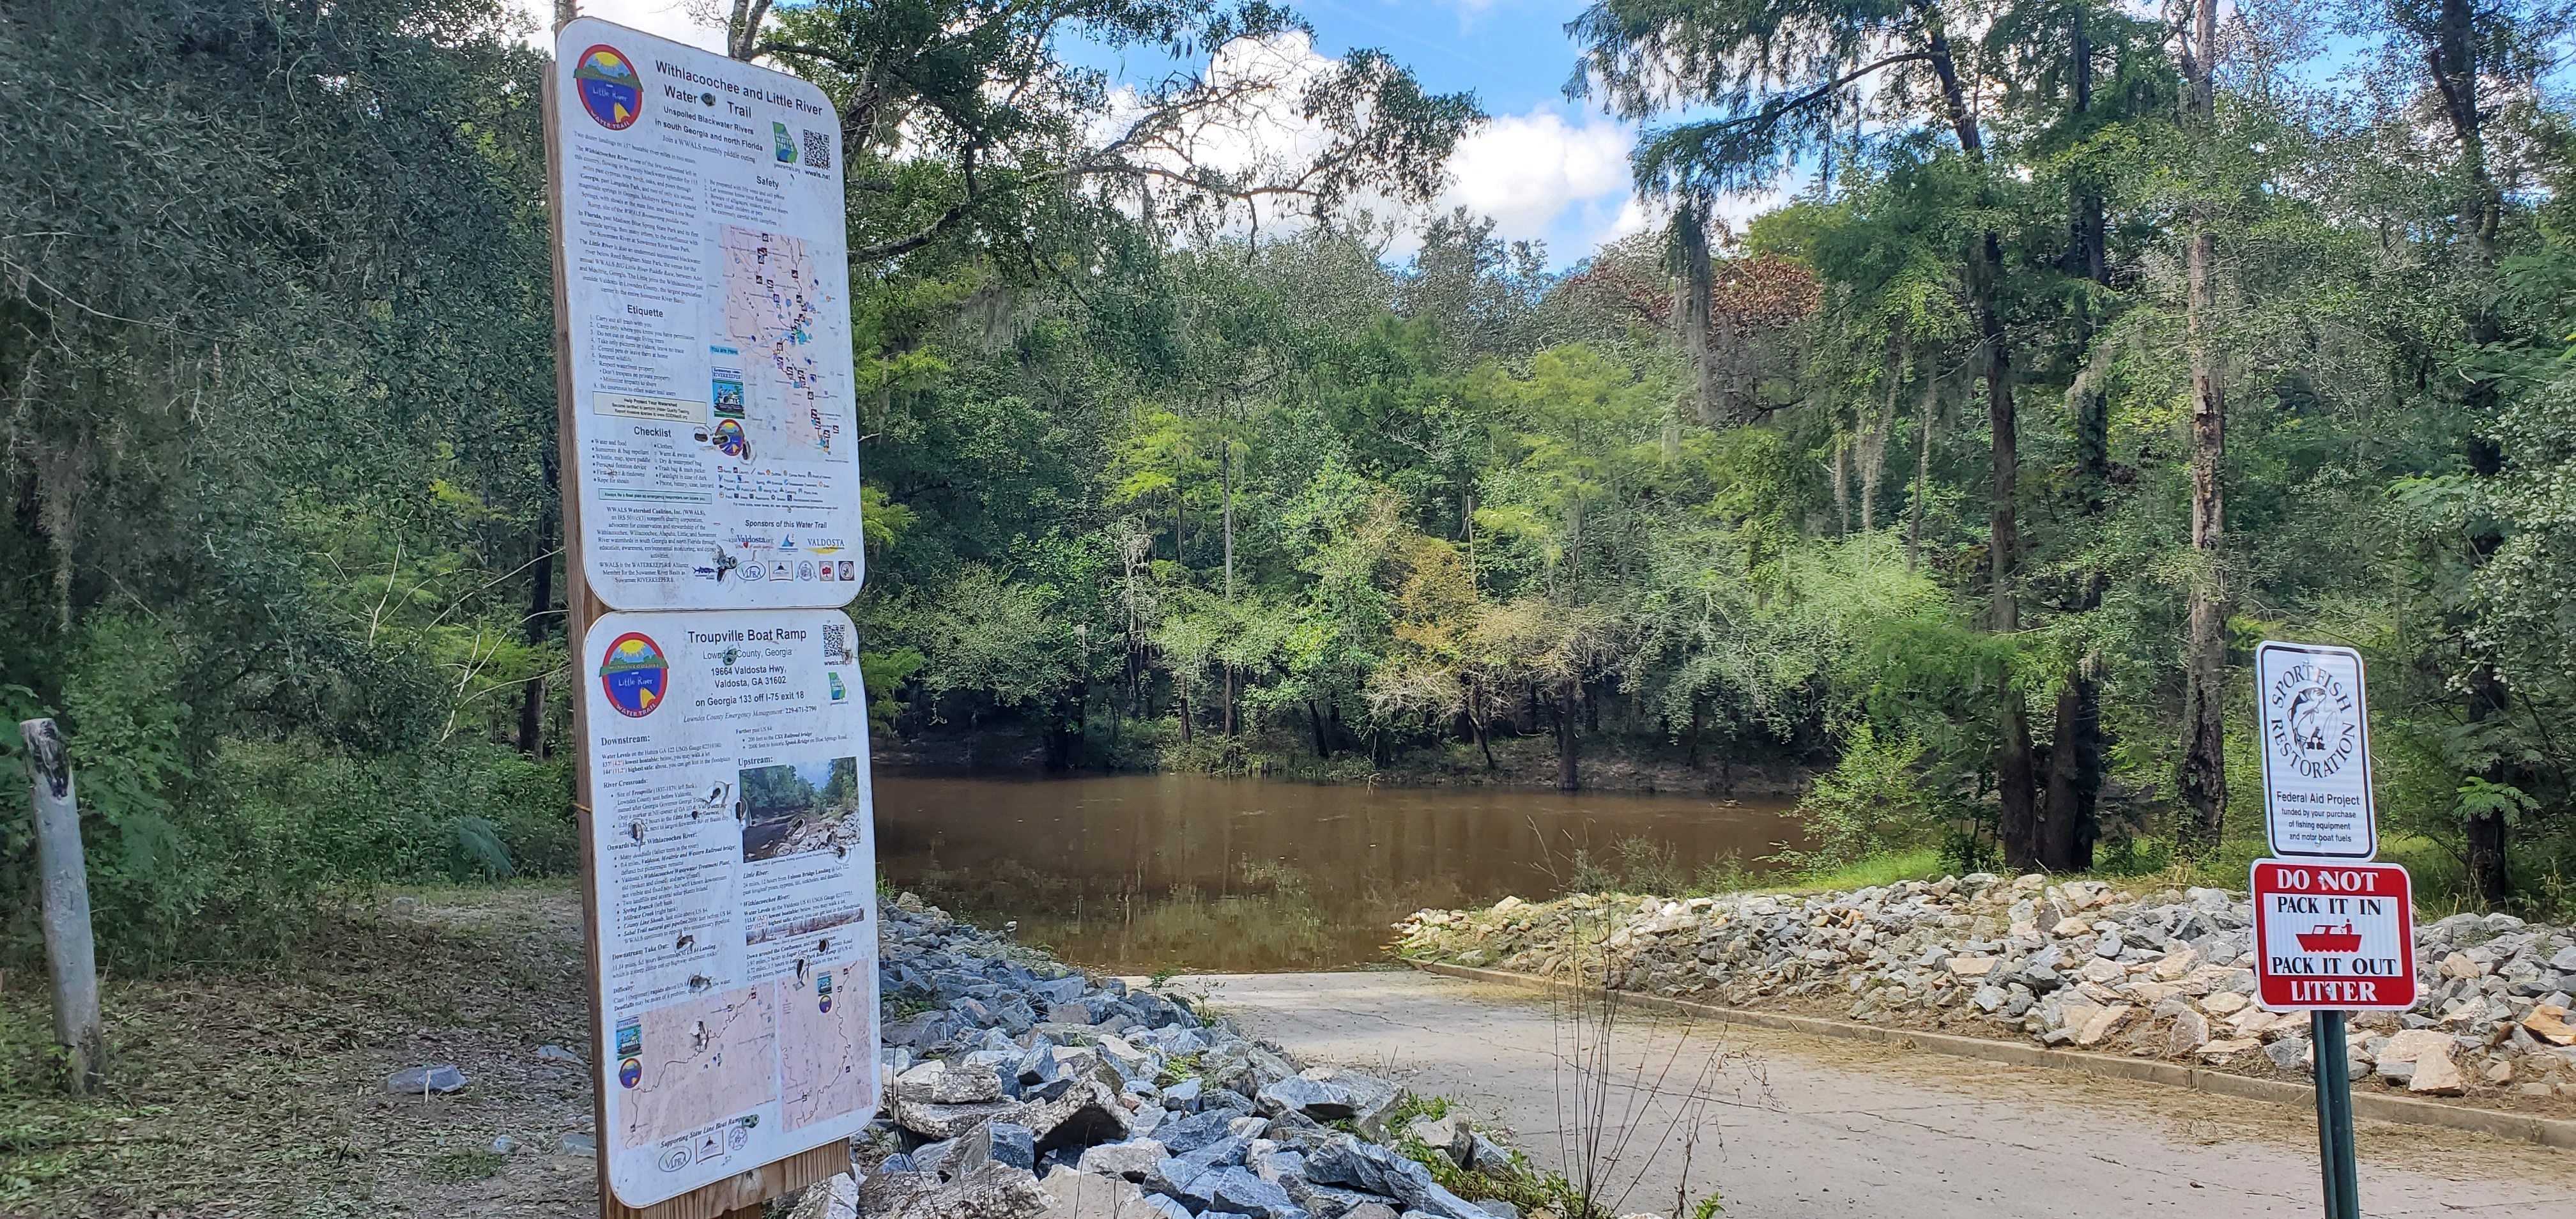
[574,45,642,130]
[599,633,668,717]
[2266,659,2361,781]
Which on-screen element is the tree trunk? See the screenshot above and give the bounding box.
[1908,17,2037,862]
[1980,228,2039,870]
[1857,333,1901,533]
[1222,440,1234,600]
[1308,699,1332,759]
[1831,433,1851,535]
[2044,387,2111,872]
[1908,372,1935,573]
[1466,677,1498,769]
[2177,0,2228,856]
[2428,0,2511,907]
[517,489,555,758]
[1675,205,1722,425]
[2432,0,2500,263]
[2465,671,2511,905]
[2041,677,2102,871]
[1556,677,1580,792]
[2039,38,2111,871]
[1176,682,1192,745]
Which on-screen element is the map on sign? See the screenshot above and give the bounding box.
[2250,859,2417,1011]
[617,985,781,1151]
[778,963,868,1130]
[719,227,847,464]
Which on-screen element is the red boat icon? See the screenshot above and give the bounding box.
[2297,922,2363,952]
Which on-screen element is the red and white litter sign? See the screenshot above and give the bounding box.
[2250,859,2416,1011]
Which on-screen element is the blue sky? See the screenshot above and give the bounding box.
[528,0,1662,263]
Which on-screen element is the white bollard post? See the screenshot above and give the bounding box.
[19,719,102,1092]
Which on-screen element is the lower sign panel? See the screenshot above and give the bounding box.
[583,610,880,1206]
[2250,859,2417,1012]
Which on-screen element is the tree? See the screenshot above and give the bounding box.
[1570,0,2048,859]
[728,0,1479,261]
[2171,0,2231,858]
[2372,0,2570,902]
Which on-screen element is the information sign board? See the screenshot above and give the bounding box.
[2250,859,2416,1012]
[2256,640,2377,860]
[579,608,880,1206]
[553,17,863,610]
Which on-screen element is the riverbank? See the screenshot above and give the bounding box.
[1394,875,2576,1123]
[873,721,1814,797]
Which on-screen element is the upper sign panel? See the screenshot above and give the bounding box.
[553,18,862,610]
[2255,640,2377,861]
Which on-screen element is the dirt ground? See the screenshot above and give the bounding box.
[0,884,602,1219]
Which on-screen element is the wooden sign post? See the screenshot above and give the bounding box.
[542,16,878,1217]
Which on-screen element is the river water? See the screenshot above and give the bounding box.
[871,773,1803,972]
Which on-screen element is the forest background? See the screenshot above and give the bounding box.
[4,0,2575,970]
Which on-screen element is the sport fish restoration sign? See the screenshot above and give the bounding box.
[2255,641,2377,860]
[2250,860,2416,1011]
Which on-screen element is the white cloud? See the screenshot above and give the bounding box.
[509,0,726,52]
[1438,109,1634,248]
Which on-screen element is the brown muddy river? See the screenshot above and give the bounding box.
[871,773,1804,972]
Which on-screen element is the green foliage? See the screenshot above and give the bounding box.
[1782,725,1941,870]
[8,0,2576,993]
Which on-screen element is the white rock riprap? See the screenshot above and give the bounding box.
[820,896,1529,1219]
[1396,875,2576,1110]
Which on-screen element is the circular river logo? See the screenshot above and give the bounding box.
[574,45,642,130]
[2266,660,2358,779]
[599,632,669,718]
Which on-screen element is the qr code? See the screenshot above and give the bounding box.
[799,128,834,171]
[822,621,852,664]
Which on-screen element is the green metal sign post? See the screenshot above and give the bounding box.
[2308,1011,2360,1219]
[2253,641,2414,1219]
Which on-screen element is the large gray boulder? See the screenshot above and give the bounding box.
[883,1162,1049,1219]
[1257,1076,1357,1121]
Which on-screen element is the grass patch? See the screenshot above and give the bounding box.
[1151,1052,1206,1089]
[427,1147,505,1183]
[1765,847,1951,894]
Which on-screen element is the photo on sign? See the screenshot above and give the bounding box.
[739,755,862,861]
